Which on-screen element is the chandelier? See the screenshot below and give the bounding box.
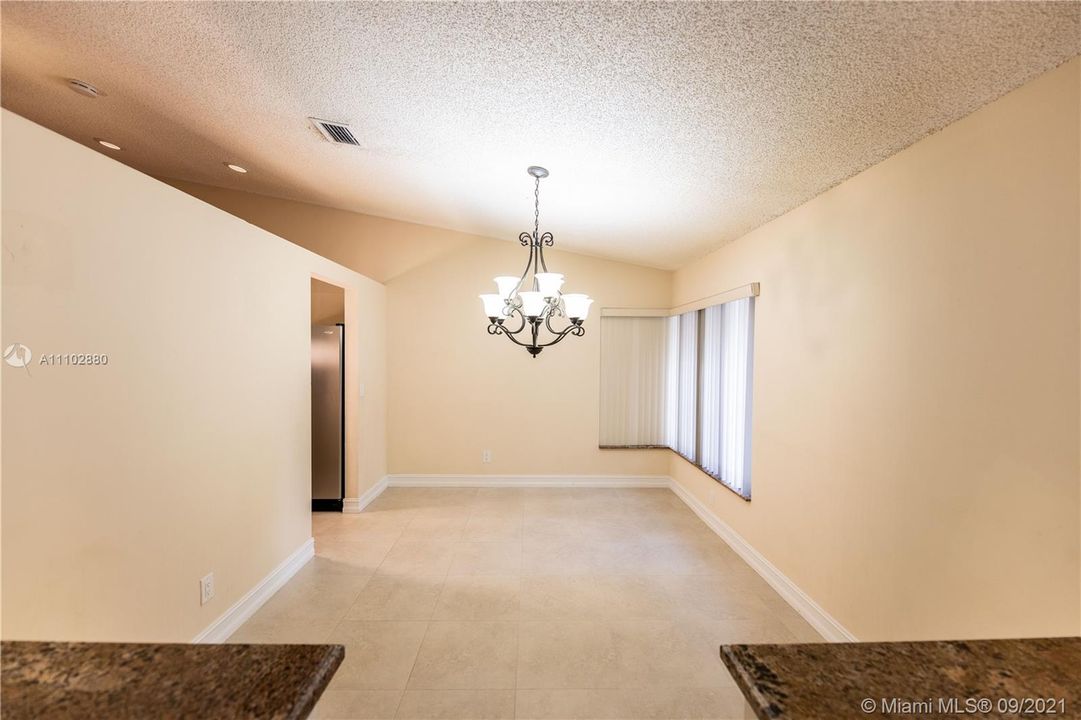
[479,166,593,357]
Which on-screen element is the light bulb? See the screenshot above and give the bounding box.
[562,293,593,320]
[534,273,564,298]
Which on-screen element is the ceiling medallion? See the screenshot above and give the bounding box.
[479,166,593,358]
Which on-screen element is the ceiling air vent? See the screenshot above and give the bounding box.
[308,117,360,146]
[68,79,104,98]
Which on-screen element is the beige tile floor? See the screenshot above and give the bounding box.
[229,487,821,719]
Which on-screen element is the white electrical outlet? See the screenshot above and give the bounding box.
[482,449,492,463]
[199,573,215,606]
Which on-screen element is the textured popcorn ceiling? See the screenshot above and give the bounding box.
[2,2,1078,269]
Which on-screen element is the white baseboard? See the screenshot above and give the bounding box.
[386,474,670,488]
[668,478,857,642]
[192,537,314,644]
[343,475,389,513]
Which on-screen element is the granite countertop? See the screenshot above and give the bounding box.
[721,637,1080,720]
[0,641,344,720]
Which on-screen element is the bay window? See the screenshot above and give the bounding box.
[599,291,755,498]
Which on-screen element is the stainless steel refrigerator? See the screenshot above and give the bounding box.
[311,324,344,511]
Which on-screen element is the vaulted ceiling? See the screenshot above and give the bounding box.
[2,2,1078,269]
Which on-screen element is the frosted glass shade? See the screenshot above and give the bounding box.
[494,276,519,299]
[563,293,593,319]
[480,293,505,318]
[534,272,564,298]
[518,291,547,317]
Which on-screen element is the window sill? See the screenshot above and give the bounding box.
[599,445,751,501]
[598,444,669,450]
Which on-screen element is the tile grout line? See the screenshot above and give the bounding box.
[392,621,430,718]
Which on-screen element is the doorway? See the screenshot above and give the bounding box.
[311,278,345,512]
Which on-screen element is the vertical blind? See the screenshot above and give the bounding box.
[664,316,680,448]
[599,317,670,447]
[600,297,755,498]
[698,298,755,496]
[698,305,723,476]
[675,311,698,461]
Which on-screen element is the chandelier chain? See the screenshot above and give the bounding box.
[534,176,540,243]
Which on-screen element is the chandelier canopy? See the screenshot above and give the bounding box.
[480,166,593,358]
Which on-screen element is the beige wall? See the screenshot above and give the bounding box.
[386,238,672,477]
[160,180,479,283]
[166,180,674,480]
[670,58,1080,641]
[1,110,387,641]
[312,278,345,325]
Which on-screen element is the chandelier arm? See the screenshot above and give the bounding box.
[502,306,527,334]
[487,306,528,341]
[491,308,583,351]
[535,323,586,348]
[495,328,530,347]
[543,309,565,335]
[508,239,538,298]
[494,318,539,349]
[531,242,541,290]
[508,242,535,298]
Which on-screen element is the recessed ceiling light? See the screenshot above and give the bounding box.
[96,139,121,150]
[225,163,248,174]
